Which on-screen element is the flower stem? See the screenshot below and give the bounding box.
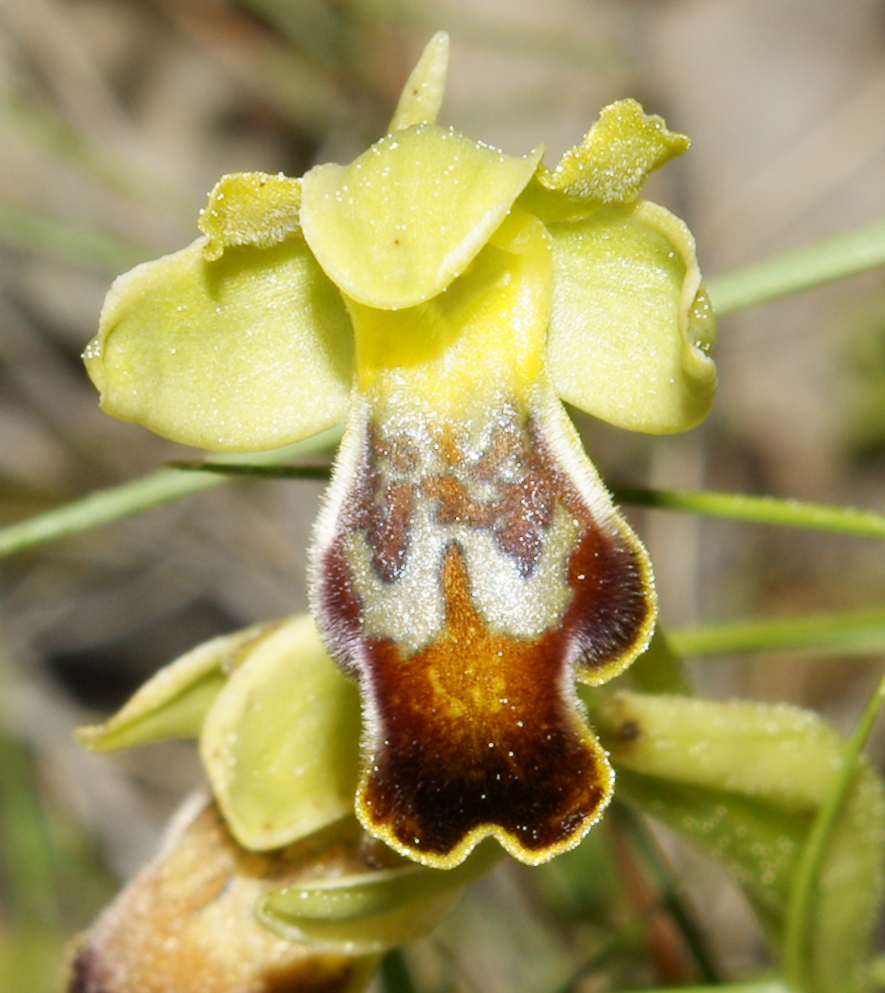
[670,605,885,657]
[611,485,885,539]
[782,671,885,990]
[706,217,885,316]
[0,428,341,559]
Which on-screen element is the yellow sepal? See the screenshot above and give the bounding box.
[301,124,543,310]
[546,200,716,434]
[85,234,353,451]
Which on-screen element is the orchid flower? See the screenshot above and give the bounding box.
[83,33,716,870]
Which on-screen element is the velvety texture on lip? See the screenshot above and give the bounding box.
[313,398,653,866]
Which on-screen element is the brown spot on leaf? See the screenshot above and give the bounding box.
[619,720,642,742]
[66,944,108,993]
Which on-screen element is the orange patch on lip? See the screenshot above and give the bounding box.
[357,543,613,866]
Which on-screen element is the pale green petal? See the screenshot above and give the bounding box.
[546,199,717,434]
[519,99,690,223]
[76,624,273,751]
[84,234,353,451]
[198,172,302,261]
[301,124,543,309]
[544,99,688,201]
[200,615,361,851]
[261,888,460,956]
[387,32,450,132]
[258,841,499,954]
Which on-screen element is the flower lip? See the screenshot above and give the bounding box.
[300,123,544,310]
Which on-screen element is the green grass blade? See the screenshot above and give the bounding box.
[706,217,885,316]
[782,671,885,991]
[379,949,418,993]
[0,202,153,272]
[613,985,789,993]
[165,478,885,542]
[612,485,885,539]
[670,606,885,657]
[165,461,332,480]
[0,731,57,923]
[0,428,342,559]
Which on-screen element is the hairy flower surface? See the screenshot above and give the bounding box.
[83,33,716,868]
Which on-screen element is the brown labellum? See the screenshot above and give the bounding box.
[311,391,654,866]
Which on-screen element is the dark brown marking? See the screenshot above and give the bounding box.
[421,413,555,576]
[619,720,641,742]
[66,946,107,993]
[338,423,416,583]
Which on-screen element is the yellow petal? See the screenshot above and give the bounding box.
[519,99,690,222]
[301,124,542,309]
[198,171,302,261]
[310,212,655,866]
[85,234,353,451]
[313,240,655,871]
[546,200,717,434]
[200,615,361,851]
[387,31,450,132]
[346,208,552,414]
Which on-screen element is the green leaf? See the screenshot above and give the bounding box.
[593,690,885,989]
[596,694,842,816]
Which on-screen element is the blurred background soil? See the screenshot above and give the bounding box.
[1,1,885,990]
